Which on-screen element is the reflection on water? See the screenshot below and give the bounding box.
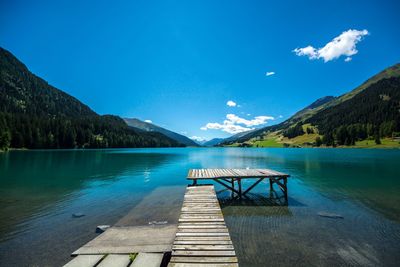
[0,148,399,266]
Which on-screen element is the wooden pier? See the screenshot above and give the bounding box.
[168,185,238,266]
[188,169,290,200]
[64,169,290,266]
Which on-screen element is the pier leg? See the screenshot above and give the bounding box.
[231,179,235,198]
[238,178,242,198]
[192,179,197,186]
[284,177,288,202]
[269,178,273,191]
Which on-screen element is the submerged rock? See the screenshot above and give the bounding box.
[72,213,85,218]
[96,225,110,233]
[318,211,343,219]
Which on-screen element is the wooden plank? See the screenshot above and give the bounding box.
[178,225,227,230]
[187,168,289,179]
[131,253,164,267]
[176,232,229,236]
[181,208,221,211]
[179,219,225,223]
[178,222,226,226]
[177,228,229,233]
[63,255,104,267]
[97,254,130,267]
[173,245,234,250]
[170,256,238,263]
[169,263,239,267]
[173,240,233,245]
[172,250,236,256]
[180,215,224,219]
[175,236,231,241]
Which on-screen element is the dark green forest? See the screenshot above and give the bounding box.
[306,77,400,146]
[0,47,182,150]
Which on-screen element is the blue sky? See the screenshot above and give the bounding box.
[1,0,399,140]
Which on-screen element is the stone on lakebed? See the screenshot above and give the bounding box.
[318,211,344,219]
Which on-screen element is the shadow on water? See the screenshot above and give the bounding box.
[217,191,298,217]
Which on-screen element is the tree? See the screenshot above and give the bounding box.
[0,130,11,151]
[374,132,381,145]
[315,136,322,147]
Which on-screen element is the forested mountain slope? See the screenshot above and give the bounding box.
[0,47,182,150]
[124,118,199,146]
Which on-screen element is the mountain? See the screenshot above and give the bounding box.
[0,47,182,150]
[221,63,400,148]
[202,138,225,147]
[124,118,199,146]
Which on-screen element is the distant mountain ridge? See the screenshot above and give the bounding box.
[124,118,199,146]
[0,47,182,150]
[221,63,400,147]
[202,138,225,147]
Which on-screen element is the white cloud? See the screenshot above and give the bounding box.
[293,29,369,62]
[266,71,275,76]
[226,100,237,107]
[190,136,207,142]
[200,114,274,134]
[144,120,152,123]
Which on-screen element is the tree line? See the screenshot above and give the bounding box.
[0,113,182,150]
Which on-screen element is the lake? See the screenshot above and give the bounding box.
[0,148,399,266]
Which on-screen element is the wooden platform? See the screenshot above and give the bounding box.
[63,253,164,267]
[168,185,238,267]
[63,225,176,267]
[188,169,290,200]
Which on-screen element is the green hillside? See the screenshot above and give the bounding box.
[0,47,182,150]
[221,63,400,148]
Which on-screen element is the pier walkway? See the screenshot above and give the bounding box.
[168,185,238,267]
[64,169,290,266]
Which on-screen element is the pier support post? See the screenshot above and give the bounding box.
[238,178,242,198]
[269,178,273,191]
[231,179,235,198]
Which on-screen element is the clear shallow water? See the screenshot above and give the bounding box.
[0,148,399,266]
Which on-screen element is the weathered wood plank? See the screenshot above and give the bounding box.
[178,222,226,225]
[173,240,233,245]
[169,263,239,267]
[63,255,104,267]
[176,232,229,236]
[175,236,231,241]
[172,245,234,250]
[97,254,130,267]
[178,225,226,229]
[187,168,289,179]
[170,256,238,263]
[177,228,229,233]
[179,219,225,223]
[172,250,236,256]
[131,253,164,267]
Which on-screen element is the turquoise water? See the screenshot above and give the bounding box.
[0,148,399,266]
